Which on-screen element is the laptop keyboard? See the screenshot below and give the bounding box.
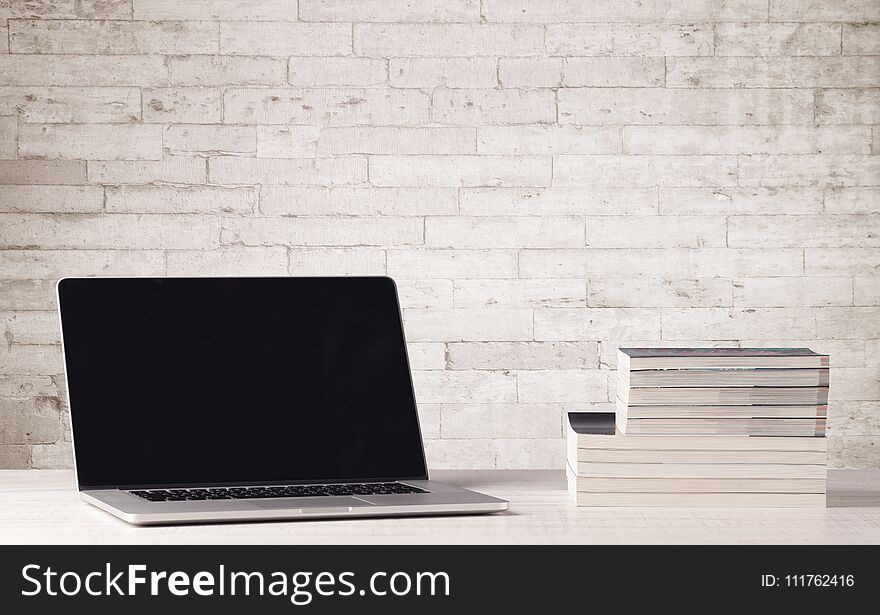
[129,482,428,502]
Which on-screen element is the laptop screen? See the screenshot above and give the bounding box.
[58,277,429,488]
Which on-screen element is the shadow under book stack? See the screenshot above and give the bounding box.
[567,349,829,507]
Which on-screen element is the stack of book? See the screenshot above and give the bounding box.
[567,348,829,507]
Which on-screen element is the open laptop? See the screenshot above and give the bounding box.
[57,277,508,525]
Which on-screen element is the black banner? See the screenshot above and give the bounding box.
[0,546,876,613]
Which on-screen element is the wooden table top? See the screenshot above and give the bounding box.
[1,469,879,544]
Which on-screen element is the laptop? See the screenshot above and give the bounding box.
[57,277,508,525]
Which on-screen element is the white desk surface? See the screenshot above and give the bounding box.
[1,470,879,544]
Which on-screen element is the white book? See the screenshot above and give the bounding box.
[618,386,829,406]
[619,368,829,388]
[569,447,827,466]
[618,348,829,371]
[620,404,826,419]
[572,462,826,480]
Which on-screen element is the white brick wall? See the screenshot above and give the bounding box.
[0,0,878,470]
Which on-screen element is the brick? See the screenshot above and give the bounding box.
[843,24,880,54]
[354,24,544,57]
[517,370,608,403]
[855,277,880,305]
[224,88,430,125]
[289,57,387,87]
[219,22,350,56]
[0,280,58,311]
[389,58,496,88]
[19,124,162,160]
[0,24,6,53]
[554,155,737,187]
[559,88,812,125]
[667,57,880,88]
[396,279,453,309]
[1,311,59,345]
[10,19,218,54]
[806,249,880,276]
[164,124,256,156]
[320,127,475,155]
[0,376,56,398]
[442,404,564,439]
[106,185,255,214]
[0,398,62,445]
[534,307,661,340]
[0,345,63,374]
[738,155,880,187]
[166,247,288,276]
[496,438,563,469]
[837,437,880,468]
[825,188,880,214]
[520,248,804,279]
[0,249,164,279]
[829,401,880,434]
[564,57,664,87]
[0,54,168,86]
[0,115,16,158]
[0,86,140,123]
[31,441,72,469]
[453,279,586,309]
[660,187,823,215]
[477,126,621,155]
[402,308,532,341]
[256,126,319,158]
[426,216,584,248]
[209,156,365,186]
[687,249,805,277]
[816,90,880,125]
[260,186,456,216]
[770,0,880,21]
[483,0,768,22]
[0,159,88,188]
[0,0,131,19]
[301,0,479,22]
[589,278,732,308]
[460,187,657,215]
[498,58,562,88]
[432,89,555,125]
[370,155,551,187]
[715,23,841,56]
[221,216,422,247]
[446,341,599,370]
[817,308,880,338]
[734,277,853,307]
[546,23,713,56]
[143,87,221,123]
[134,0,297,20]
[730,215,880,248]
[0,214,218,249]
[406,344,446,371]
[585,215,726,248]
[386,249,517,279]
[411,370,516,404]
[625,126,871,155]
[0,185,102,213]
[662,308,816,339]
[168,56,286,86]
[88,158,206,184]
[423,439,495,469]
[288,248,386,276]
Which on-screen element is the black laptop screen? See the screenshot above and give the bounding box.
[58,277,429,488]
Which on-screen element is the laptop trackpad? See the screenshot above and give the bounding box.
[252,497,372,510]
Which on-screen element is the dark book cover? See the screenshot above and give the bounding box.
[568,412,616,435]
